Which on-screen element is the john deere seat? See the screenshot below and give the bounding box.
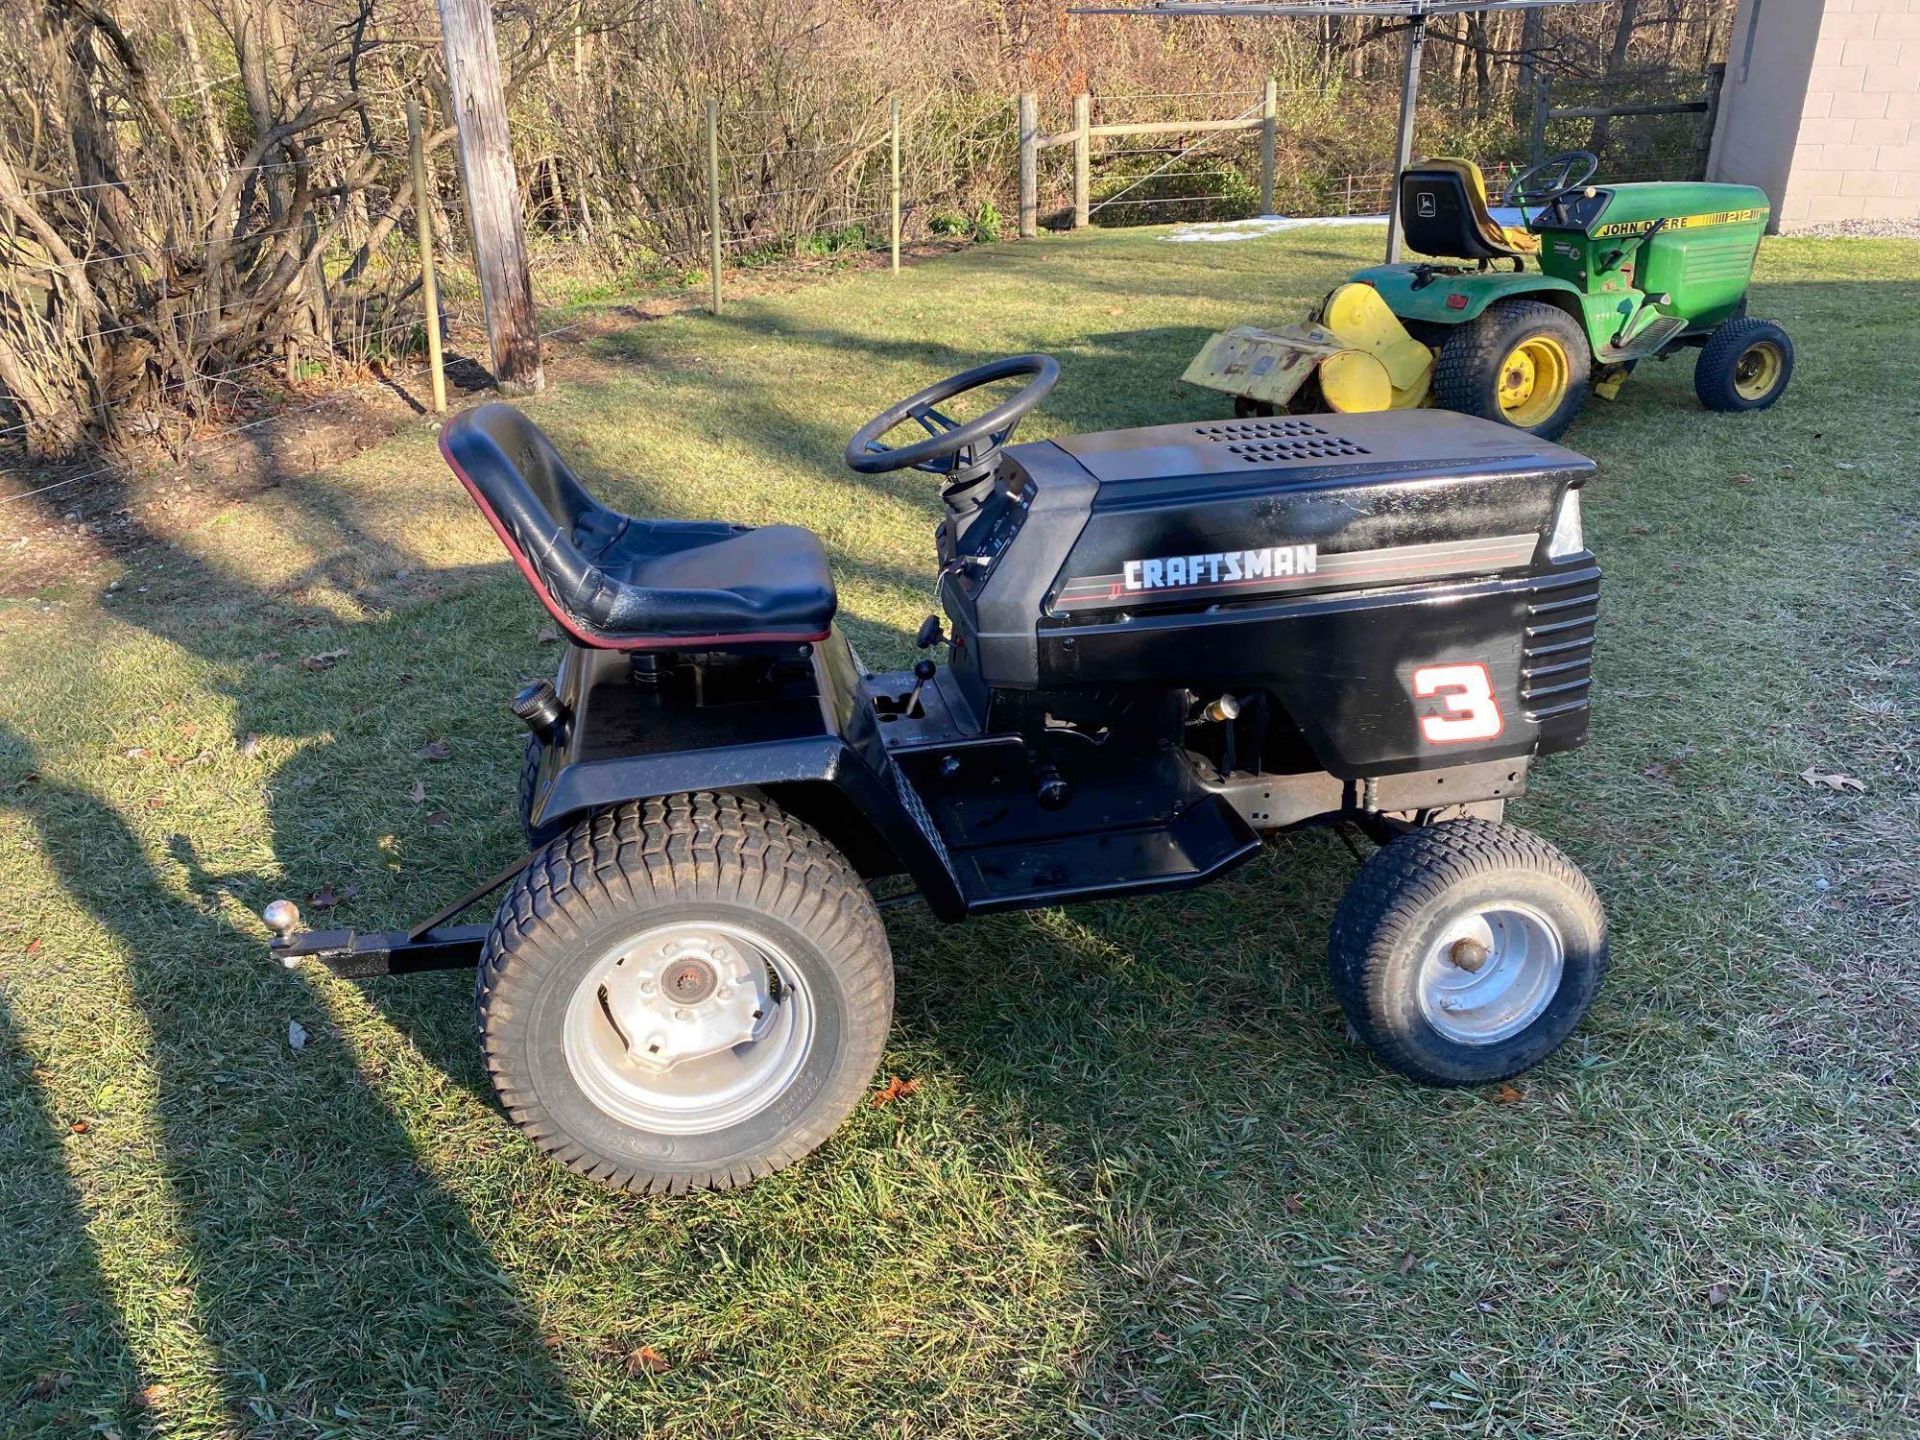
[1400,159,1539,263]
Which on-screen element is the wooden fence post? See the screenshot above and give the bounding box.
[890,98,901,273]
[1694,61,1726,180]
[1018,92,1038,238]
[407,97,447,414]
[705,98,723,315]
[435,0,543,394]
[1259,77,1277,214]
[1072,94,1091,228]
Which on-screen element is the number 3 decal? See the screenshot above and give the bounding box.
[1412,663,1504,744]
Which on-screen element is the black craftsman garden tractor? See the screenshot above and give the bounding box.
[264,356,1611,1194]
[1187,152,1795,439]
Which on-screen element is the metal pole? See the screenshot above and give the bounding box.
[1259,76,1277,214]
[407,98,447,414]
[1385,15,1426,264]
[705,98,722,315]
[1018,93,1039,238]
[1072,94,1091,228]
[890,98,902,273]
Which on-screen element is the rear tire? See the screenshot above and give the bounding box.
[1694,317,1793,412]
[477,791,894,1193]
[1433,298,1591,440]
[1328,819,1607,1086]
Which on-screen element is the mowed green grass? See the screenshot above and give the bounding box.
[1,226,1916,1440]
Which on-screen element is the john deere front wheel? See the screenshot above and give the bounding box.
[1434,299,1591,440]
[1694,317,1793,413]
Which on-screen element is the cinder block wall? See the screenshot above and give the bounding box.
[1708,0,1920,231]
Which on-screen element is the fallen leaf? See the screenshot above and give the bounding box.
[121,745,150,760]
[418,739,451,761]
[1799,767,1865,793]
[409,778,428,805]
[27,1373,69,1400]
[1707,1282,1731,1309]
[1640,760,1674,782]
[625,1345,669,1375]
[1729,472,1754,486]
[25,938,40,956]
[136,1383,172,1407]
[1398,1252,1417,1276]
[542,1335,565,1351]
[69,1119,90,1134]
[536,624,561,645]
[303,648,348,672]
[425,809,451,828]
[872,1075,919,1108]
[308,883,359,911]
[239,734,262,758]
[1492,1083,1524,1104]
[1628,523,1651,537]
[288,1020,309,1051]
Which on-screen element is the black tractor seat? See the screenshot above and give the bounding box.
[440,403,836,650]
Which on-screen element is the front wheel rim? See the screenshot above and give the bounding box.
[562,920,816,1134]
[1416,903,1565,1046]
[1732,341,1783,400]
[1497,335,1570,428]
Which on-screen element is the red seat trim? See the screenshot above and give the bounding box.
[440,430,831,652]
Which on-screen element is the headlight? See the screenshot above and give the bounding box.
[1547,487,1585,560]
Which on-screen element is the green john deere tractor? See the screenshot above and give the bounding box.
[1184,151,1795,439]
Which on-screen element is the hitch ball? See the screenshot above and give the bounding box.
[511,679,568,739]
[263,899,302,939]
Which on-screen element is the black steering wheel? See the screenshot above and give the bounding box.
[846,354,1059,479]
[1502,150,1599,209]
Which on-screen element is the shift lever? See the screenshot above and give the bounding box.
[905,658,937,717]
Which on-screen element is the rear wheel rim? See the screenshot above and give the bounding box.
[563,920,815,1134]
[1496,334,1570,428]
[1416,903,1565,1045]
[1732,340,1783,400]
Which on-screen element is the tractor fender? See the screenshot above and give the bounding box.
[1350,265,1586,329]
[529,633,967,919]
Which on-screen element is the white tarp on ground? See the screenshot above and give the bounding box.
[1161,207,1530,243]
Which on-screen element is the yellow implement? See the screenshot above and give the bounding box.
[1184,284,1435,415]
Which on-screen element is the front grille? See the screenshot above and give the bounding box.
[1193,419,1371,464]
[1522,568,1600,721]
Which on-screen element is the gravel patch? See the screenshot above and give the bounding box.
[1788,216,1920,239]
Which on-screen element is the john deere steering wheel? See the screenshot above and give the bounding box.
[846,354,1059,479]
[1502,150,1599,209]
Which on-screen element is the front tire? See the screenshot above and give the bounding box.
[1328,819,1607,1086]
[1694,317,1793,412]
[1433,298,1591,439]
[477,791,893,1193]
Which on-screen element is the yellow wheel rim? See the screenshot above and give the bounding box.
[1496,334,1570,428]
[1733,341,1784,401]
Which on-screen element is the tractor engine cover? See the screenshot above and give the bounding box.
[947,410,1598,779]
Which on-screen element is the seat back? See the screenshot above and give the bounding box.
[440,403,622,643]
[1399,159,1528,262]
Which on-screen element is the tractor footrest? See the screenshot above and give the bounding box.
[1600,314,1689,364]
[270,923,489,979]
[956,796,1259,914]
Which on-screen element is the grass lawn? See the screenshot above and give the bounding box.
[1,224,1916,1440]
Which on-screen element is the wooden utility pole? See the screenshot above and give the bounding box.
[436,0,544,394]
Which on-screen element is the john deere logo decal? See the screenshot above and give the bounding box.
[1592,207,1763,238]
[1416,191,1437,218]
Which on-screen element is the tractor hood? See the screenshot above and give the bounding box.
[1534,181,1770,236]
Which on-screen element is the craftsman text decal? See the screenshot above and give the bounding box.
[1123,545,1318,592]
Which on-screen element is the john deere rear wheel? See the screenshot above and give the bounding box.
[1694,317,1793,413]
[1434,299,1591,440]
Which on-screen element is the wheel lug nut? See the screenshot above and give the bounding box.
[716,985,733,1000]
[673,1007,693,1022]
